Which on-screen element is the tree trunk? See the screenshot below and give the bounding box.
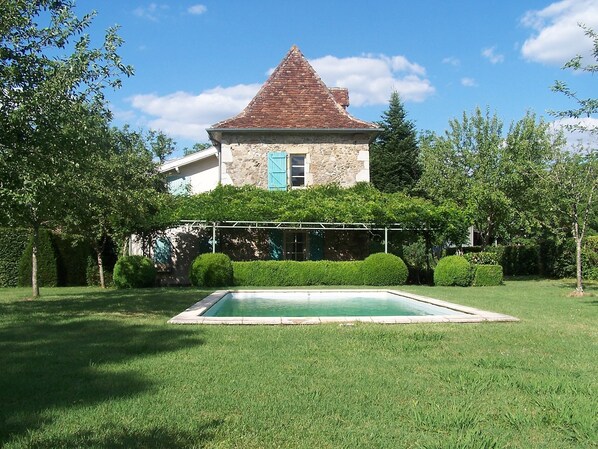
[575,236,584,294]
[97,252,105,289]
[31,225,40,298]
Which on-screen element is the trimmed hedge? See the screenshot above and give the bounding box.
[17,229,58,287]
[113,255,157,288]
[54,235,90,286]
[190,253,233,287]
[360,253,408,286]
[472,265,503,286]
[434,255,473,286]
[0,228,31,287]
[486,245,539,276]
[233,260,362,286]
[583,235,598,281]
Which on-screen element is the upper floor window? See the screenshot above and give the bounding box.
[290,155,306,188]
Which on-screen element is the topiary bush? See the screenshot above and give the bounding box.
[472,264,503,286]
[113,255,156,288]
[189,253,233,287]
[18,229,58,287]
[360,253,409,286]
[434,255,473,286]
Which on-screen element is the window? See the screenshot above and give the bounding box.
[290,154,306,188]
[167,175,190,195]
[153,237,172,271]
[284,231,307,261]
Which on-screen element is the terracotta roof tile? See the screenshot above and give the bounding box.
[211,46,377,130]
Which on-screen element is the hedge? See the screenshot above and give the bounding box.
[434,255,473,287]
[360,253,408,286]
[463,251,500,265]
[0,228,31,287]
[190,253,233,287]
[583,235,598,281]
[113,256,157,288]
[233,260,363,286]
[472,265,503,286]
[54,235,90,286]
[18,229,59,287]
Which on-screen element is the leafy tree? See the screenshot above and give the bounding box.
[370,92,421,193]
[418,108,560,246]
[0,1,132,297]
[548,25,598,294]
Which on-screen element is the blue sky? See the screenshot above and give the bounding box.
[78,0,598,154]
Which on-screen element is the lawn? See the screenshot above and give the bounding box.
[0,280,596,448]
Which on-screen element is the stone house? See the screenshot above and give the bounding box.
[145,46,381,284]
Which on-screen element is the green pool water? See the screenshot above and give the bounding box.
[202,291,470,318]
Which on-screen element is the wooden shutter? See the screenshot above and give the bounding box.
[268,152,287,190]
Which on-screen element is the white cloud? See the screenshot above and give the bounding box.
[551,117,598,147]
[188,4,207,15]
[442,56,460,66]
[481,46,505,64]
[521,0,598,65]
[127,84,261,140]
[133,3,169,21]
[309,54,435,105]
[461,77,477,87]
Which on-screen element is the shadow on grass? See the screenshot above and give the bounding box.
[0,287,213,319]
[24,421,223,449]
[0,316,210,447]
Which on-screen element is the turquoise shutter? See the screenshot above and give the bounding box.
[153,237,172,265]
[268,152,287,190]
[268,230,284,260]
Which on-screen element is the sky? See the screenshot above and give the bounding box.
[75,0,598,156]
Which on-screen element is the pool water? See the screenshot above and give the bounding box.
[202,291,470,318]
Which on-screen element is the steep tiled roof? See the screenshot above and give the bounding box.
[211,46,377,130]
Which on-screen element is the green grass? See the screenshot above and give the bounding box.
[0,280,596,448]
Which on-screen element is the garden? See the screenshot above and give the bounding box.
[0,278,596,448]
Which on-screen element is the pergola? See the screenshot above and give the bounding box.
[179,220,425,254]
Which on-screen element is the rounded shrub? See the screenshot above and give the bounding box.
[113,255,156,289]
[434,255,473,286]
[472,264,503,286]
[360,253,408,286]
[189,253,233,287]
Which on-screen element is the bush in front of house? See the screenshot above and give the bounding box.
[434,255,473,286]
[360,253,409,286]
[232,260,363,286]
[190,253,233,287]
[472,264,503,286]
[113,255,156,288]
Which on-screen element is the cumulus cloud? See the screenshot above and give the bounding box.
[481,46,505,64]
[461,77,477,87]
[551,117,598,147]
[188,4,207,15]
[521,0,598,65]
[127,84,261,140]
[133,3,169,21]
[309,54,435,105]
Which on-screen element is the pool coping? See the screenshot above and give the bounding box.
[167,289,519,325]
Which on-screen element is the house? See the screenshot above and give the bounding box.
[143,46,381,284]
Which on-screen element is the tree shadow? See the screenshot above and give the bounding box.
[0,316,209,446]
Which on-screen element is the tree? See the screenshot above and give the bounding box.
[62,125,176,288]
[548,25,598,294]
[418,108,560,246]
[0,1,132,297]
[370,92,421,193]
[183,142,212,156]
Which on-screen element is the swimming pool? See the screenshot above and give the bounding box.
[168,289,519,325]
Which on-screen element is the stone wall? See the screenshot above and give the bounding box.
[220,132,370,188]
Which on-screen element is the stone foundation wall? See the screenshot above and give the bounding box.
[220,132,370,188]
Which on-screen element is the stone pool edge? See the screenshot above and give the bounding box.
[167,289,519,325]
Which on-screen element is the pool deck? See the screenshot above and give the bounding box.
[168,289,519,325]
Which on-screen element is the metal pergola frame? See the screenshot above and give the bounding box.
[179,220,427,254]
